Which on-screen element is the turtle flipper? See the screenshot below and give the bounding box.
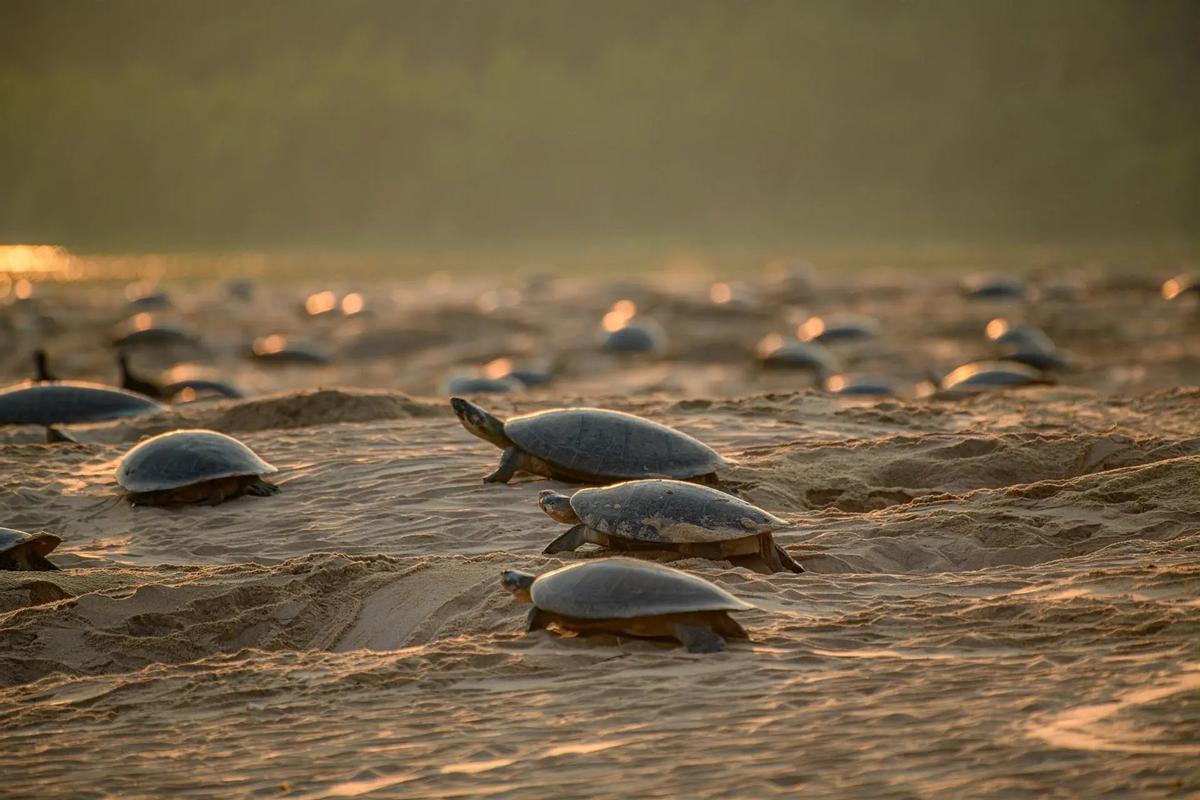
[247,478,280,497]
[771,543,804,573]
[204,485,227,506]
[485,446,524,484]
[526,607,551,632]
[45,426,78,444]
[27,552,60,571]
[543,524,589,555]
[673,623,726,654]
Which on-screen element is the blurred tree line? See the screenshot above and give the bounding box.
[1,0,1197,249]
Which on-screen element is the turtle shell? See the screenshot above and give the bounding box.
[0,381,166,425]
[161,379,245,400]
[117,429,276,493]
[504,408,725,481]
[0,528,61,557]
[569,480,785,544]
[941,361,1044,390]
[530,558,753,620]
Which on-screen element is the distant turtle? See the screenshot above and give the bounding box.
[603,323,665,354]
[939,361,1050,392]
[798,315,879,345]
[247,336,331,365]
[445,376,522,395]
[162,378,244,402]
[1001,349,1070,371]
[0,528,61,571]
[116,429,280,506]
[824,374,897,397]
[126,291,171,312]
[451,398,726,485]
[112,325,202,350]
[118,352,164,399]
[961,276,1027,301]
[539,480,803,574]
[501,558,753,653]
[985,320,1056,351]
[0,381,166,425]
[755,335,837,374]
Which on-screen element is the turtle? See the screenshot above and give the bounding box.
[112,325,202,350]
[939,361,1050,392]
[116,429,280,506]
[0,381,166,425]
[118,352,164,399]
[755,335,837,375]
[603,323,665,354]
[961,275,1027,301]
[798,315,879,345]
[985,320,1056,352]
[451,398,726,485]
[446,376,523,396]
[0,528,61,571]
[538,479,803,574]
[247,336,331,365]
[162,378,244,402]
[501,557,753,653]
[824,374,897,397]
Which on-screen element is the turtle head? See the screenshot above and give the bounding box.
[501,569,536,603]
[538,490,580,524]
[450,397,511,448]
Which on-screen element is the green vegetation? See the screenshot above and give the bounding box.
[2,0,1197,250]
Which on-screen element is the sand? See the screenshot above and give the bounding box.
[1,266,1198,797]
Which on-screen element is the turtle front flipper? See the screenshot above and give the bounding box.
[543,524,589,555]
[246,477,281,497]
[45,426,78,444]
[485,446,526,483]
[673,622,726,654]
[27,551,60,571]
[526,607,552,632]
[770,543,804,574]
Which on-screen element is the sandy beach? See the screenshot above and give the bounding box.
[1,264,1198,798]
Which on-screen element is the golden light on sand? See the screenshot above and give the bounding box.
[602,299,637,331]
[125,281,156,301]
[825,374,847,392]
[1161,277,1186,300]
[985,318,1011,340]
[132,313,153,331]
[254,334,288,355]
[710,282,732,304]
[341,292,364,315]
[14,278,33,300]
[0,244,72,275]
[176,387,198,403]
[305,290,337,315]
[483,357,513,380]
[797,316,826,341]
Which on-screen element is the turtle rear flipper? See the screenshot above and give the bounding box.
[526,607,551,632]
[673,623,726,653]
[543,524,589,555]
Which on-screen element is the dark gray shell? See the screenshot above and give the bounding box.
[117,429,276,492]
[0,381,166,425]
[505,408,725,480]
[0,528,60,557]
[804,317,879,344]
[530,558,753,619]
[941,361,1044,390]
[824,375,897,397]
[757,339,836,373]
[603,324,664,354]
[113,326,201,348]
[569,480,786,544]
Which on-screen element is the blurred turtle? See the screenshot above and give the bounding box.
[539,480,802,574]
[755,334,837,375]
[961,275,1027,301]
[603,321,666,354]
[117,429,280,506]
[501,558,754,653]
[0,528,61,571]
[798,315,879,345]
[0,381,165,426]
[451,398,726,485]
[247,335,331,365]
[824,374,897,397]
[939,361,1050,392]
[163,378,245,403]
[445,376,522,395]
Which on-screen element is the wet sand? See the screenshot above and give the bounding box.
[1,265,1198,797]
